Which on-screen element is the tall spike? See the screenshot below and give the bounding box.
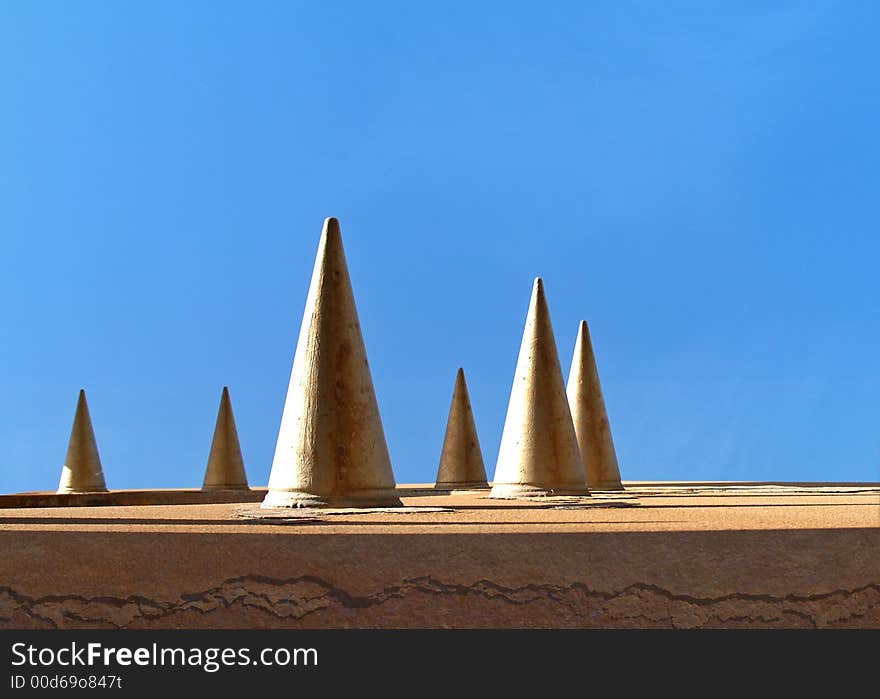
[262,217,400,508]
[567,321,624,490]
[490,278,589,498]
[202,386,249,491]
[434,368,488,490]
[57,389,108,494]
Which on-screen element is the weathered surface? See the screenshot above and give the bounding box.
[490,279,588,499]
[57,390,108,495]
[567,320,623,491]
[434,368,488,490]
[202,387,249,490]
[264,217,399,508]
[1,484,878,628]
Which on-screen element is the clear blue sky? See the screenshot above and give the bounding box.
[1,1,878,493]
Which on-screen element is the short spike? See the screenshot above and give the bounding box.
[202,387,249,490]
[57,390,108,494]
[434,368,488,490]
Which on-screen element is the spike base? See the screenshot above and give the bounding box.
[261,489,402,509]
[202,484,250,492]
[434,481,490,491]
[589,481,625,492]
[488,483,590,499]
[56,486,109,495]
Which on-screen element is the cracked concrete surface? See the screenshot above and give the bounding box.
[0,484,878,628]
[2,576,879,629]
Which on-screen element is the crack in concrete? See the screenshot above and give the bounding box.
[1,575,878,629]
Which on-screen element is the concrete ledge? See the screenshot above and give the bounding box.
[0,488,267,508]
[0,483,878,629]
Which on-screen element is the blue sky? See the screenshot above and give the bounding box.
[1,1,878,492]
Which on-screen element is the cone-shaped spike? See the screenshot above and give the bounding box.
[57,390,108,494]
[434,368,489,490]
[490,279,589,498]
[202,387,249,490]
[567,321,624,490]
[262,217,400,508]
